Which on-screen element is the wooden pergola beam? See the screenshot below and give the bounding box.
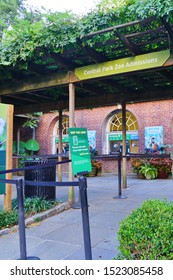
[0,72,71,96]
[14,86,173,115]
[1,51,173,100]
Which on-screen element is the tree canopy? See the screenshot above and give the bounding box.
[0,0,25,36]
[0,0,173,70]
[98,0,173,20]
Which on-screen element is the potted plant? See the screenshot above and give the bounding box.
[139,163,158,180]
[150,157,172,179]
[93,160,102,175]
[130,157,146,178]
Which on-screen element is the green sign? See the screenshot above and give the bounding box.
[108,133,138,141]
[55,135,69,143]
[75,50,170,81]
[0,104,8,194]
[68,128,92,175]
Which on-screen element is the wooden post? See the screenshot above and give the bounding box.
[4,105,14,210]
[58,109,63,182]
[68,83,75,205]
[122,102,127,189]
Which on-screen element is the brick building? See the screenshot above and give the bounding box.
[14,99,172,174]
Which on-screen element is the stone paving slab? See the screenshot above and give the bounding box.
[0,174,172,260]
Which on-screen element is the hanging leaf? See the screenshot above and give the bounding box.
[25,139,40,152]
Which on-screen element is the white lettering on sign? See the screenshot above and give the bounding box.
[84,68,101,75]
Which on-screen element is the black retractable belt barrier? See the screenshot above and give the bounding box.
[0,159,93,260]
[78,175,92,260]
[16,178,40,260]
[113,155,127,199]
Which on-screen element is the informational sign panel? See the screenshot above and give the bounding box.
[75,50,170,81]
[108,133,138,141]
[87,130,96,152]
[0,103,13,198]
[144,126,163,151]
[68,128,92,176]
[0,105,8,194]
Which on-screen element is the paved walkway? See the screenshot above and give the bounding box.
[0,174,173,260]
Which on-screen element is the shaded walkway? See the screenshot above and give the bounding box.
[0,174,172,260]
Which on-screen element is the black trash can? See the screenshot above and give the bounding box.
[24,159,56,200]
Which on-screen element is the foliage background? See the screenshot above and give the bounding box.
[0,0,173,69]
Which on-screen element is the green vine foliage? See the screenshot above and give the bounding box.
[22,112,42,129]
[0,0,24,36]
[0,0,173,69]
[98,0,173,20]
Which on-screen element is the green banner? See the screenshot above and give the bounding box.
[108,133,138,141]
[55,136,69,143]
[68,128,92,176]
[75,50,170,81]
[0,104,8,194]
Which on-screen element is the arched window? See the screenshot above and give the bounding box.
[107,110,139,153]
[52,116,69,153]
[109,111,138,131]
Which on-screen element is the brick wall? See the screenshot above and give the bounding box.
[14,100,173,173]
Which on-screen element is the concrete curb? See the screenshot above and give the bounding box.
[0,202,70,237]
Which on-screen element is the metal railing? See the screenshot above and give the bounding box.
[0,159,92,260]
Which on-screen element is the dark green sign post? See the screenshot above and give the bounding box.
[69,127,92,260]
[68,128,92,176]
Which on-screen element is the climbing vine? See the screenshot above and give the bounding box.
[0,1,173,69]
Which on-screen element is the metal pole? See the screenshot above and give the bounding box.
[113,154,127,199]
[122,101,127,188]
[16,179,27,260]
[78,176,92,260]
[68,83,75,205]
[118,154,122,196]
[16,179,40,260]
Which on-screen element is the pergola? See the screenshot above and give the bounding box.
[0,16,173,115]
[0,15,173,199]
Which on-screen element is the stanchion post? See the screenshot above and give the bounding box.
[16,178,27,260]
[78,176,92,260]
[16,178,40,260]
[118,154,122,196]
[113,154,127,199]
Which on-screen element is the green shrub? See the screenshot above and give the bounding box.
[0,197,59,230]
[117,199,173,260]
[12,196,59,215]
[0,210,18,229]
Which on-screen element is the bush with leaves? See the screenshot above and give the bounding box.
[116,199,173,260]
[0,210,18,230]
[12,196,59,216]
[0,197,60,230]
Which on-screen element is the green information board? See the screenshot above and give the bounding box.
[108,133,138,141]
[68,128,92,176]
[55,135,69,143]
[0,104,8,194]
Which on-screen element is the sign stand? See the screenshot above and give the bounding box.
[78,175,92,260]
[68,128,92,259]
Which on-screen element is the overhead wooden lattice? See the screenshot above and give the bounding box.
[0,16,173,114]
